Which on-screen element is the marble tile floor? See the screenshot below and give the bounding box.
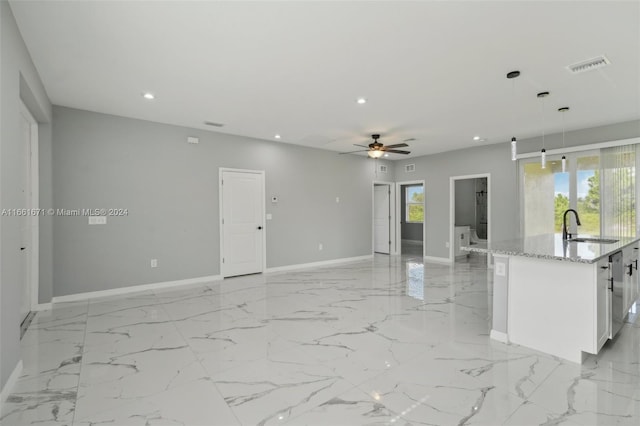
[2,254,639,426]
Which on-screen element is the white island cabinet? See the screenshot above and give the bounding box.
[464,234,640,364]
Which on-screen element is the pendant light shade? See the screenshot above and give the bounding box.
[368,150,384,159]
[537,91,550,168]
[507,70,520,161]
[559,107,570,173]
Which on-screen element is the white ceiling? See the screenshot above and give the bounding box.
[9,0,640,159]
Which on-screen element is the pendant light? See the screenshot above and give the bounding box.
[537,91,550,168]
[507,70,520,161]
[558,107,569,173]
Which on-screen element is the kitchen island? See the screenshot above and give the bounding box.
[464,234,640,363]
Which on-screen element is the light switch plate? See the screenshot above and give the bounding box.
[266,213,273,220]
[495,262,506,277]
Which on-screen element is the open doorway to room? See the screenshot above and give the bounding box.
[450,174,490,263]
[396,181,425,257]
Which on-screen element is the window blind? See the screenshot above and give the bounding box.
[601,145,636,238]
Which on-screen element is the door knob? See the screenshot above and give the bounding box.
[20,247,26,251]
[257,226,263,230]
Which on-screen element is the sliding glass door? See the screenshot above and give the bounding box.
[521,150,600,237]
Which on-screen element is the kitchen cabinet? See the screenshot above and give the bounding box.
[622,242,639,316]
[463,234,640,363]
[596,256,611,349]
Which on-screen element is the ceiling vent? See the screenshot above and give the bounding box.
[405,164,415,173]
[204,121,224,127]
[566,55,610,74]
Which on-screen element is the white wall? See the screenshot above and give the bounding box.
[52,106,393,297]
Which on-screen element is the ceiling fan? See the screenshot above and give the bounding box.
[340,134,410,158]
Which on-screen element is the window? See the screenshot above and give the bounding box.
[521,145,638,240]
[406,185,424,223]
[522,151,600,237]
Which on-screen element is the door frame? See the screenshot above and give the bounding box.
[395,180,426,257]
[449,173,491,263]
[372,181,396,255]
[20,101,39,311]
[218,168,266,278]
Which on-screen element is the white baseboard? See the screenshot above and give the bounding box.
[401,239,424,246]
[1,360,23,404]
[52,274,223,303]
[424,256,452,264]
[265,255,373,274]
[490,329,509,343]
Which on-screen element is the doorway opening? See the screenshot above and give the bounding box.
[450,174,491,263]
[372,182,395,255]
[396,181,425,258]
[219,168,266,278]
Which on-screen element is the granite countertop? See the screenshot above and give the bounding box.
[462,234,640,264]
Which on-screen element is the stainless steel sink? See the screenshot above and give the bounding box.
[567,237,619,244]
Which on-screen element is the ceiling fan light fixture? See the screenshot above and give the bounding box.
[368,150,384,159]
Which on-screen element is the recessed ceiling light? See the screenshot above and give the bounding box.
[473,136,481,141]
[274,134,281,139]
[142,92,155,100]
[356,98,367,104]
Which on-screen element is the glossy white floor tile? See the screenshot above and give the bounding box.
[2,254,639,425]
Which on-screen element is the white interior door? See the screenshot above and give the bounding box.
[374,185,390,254]
[221,170,264,277]
[19,105,33,323]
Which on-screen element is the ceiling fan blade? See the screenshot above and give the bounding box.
[353,143,371,148]
[384,149,411,154]
[339,149,369,154]
[384,143,409,149]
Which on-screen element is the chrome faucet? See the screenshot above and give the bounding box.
[562,209,581,240]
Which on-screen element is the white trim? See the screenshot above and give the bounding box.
[516,137,640,160]
[372,181,396,255]
[219,168,266,278]
[490,329,509,343]
[1,360,23,404]
[265,255,373,274]
[450,174,491,264]
[424,256,452,264]
[20,101,39,314]
[396,180,426,257]
[33,303,52,312]
[52,275,222,303]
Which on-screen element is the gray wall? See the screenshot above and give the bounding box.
[400,185,423,242]
[394,119,640,260]
[454,179,475,226]
[52,106,392,297]
[1,0,52,391]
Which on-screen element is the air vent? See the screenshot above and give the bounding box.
[378,164,388,173]
[403,138,416,142]
[405,164,415,173]
[204,121,224,127]
[566,55,610,74]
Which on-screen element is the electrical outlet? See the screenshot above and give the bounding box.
[445,242,450,248]
[318,243,323,251]
[151,259,158,268]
